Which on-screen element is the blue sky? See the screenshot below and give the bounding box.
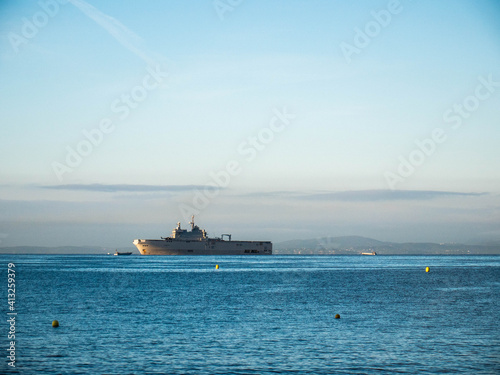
[1,0,499,248]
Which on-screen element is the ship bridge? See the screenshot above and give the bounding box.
[171,216,207,240]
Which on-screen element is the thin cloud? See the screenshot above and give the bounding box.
[40,184,212,193]
[68,0,163,66]
[239,190,487,202]
[240,191,298,198]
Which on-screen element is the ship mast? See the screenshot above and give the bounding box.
[189,215,195,231]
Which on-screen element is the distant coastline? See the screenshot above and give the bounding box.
[1,236,499,255]
[273,236,500,255]
[0,246,137,255]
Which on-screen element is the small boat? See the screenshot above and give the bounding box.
[114,251,133,256]
[361,251,377,255]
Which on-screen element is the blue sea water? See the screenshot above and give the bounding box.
[1,255,499,374]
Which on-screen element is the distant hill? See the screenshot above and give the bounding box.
[274,236,500,255]
[0,246,138,255]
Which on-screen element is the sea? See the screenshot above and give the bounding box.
[1,254,499,374]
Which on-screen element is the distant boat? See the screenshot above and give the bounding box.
[114,251,132,256]
[361,251,377,255]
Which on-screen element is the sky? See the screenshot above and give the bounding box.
[1,0,499,248]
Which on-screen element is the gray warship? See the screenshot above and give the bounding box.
[133,216,272,255]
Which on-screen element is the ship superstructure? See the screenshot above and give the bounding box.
[133,216,272,255]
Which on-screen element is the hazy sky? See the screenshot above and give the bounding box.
[1,0,499,248]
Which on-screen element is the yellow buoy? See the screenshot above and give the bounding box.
[215,264,219,269]
[334,314,340,319]
[52,320,59,328]
[425,267,430,272]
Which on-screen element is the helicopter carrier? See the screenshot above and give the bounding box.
[133,216,272,255]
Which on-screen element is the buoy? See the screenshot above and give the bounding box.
[425,267,430,273]
[52,320,59,328]
[215,264,219,269]
[334,314,340,319]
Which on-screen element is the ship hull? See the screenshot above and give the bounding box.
[133,239,272,255]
